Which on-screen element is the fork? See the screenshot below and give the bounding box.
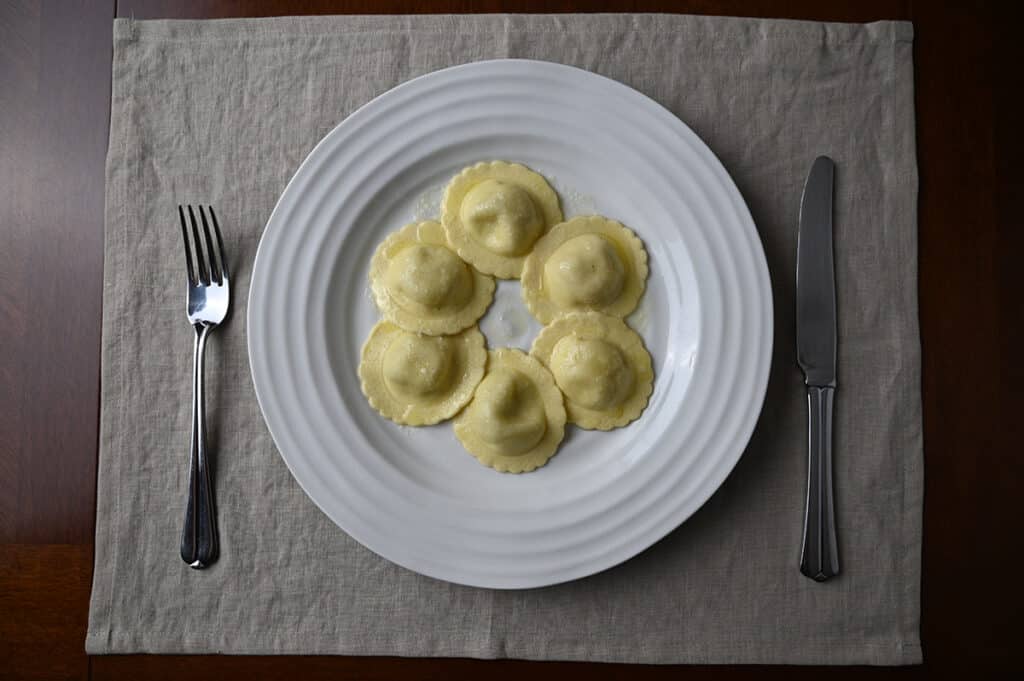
[177,205,230,569]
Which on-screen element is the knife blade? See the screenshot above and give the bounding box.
[797,156,837,386]
[796,155,840,582]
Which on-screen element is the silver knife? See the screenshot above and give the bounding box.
[796,156,840,582]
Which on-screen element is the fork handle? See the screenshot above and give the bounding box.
[181,323,219,568]
[799,385,839,581]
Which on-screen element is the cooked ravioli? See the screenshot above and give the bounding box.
[531,312,653,430]
[453,348,566,473]
[442,161,563,279]
[521,216,648,324]
[359,321,487,426]
[370,221,495,336]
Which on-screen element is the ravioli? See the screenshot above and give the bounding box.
[531,312,653,430]
[453,348,566,473]
[370,221,495,336]
[521,216,648,324]
[359,321,487,426]
[441,161,563,279]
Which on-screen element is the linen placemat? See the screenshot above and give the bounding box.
[87,14,921,664]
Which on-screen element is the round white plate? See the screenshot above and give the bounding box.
[248,60,772,589]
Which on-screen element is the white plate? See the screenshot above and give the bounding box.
[248,60,772,589]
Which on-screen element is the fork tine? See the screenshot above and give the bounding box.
[208,206,229,281]
[187,205,209,285]
[198,206,221,284]
[178,205,196,285]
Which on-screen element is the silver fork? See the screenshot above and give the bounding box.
[177,205,230,569]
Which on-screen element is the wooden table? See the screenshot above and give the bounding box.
[1,1,1019,678]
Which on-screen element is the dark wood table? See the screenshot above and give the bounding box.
[2,1,1020,679]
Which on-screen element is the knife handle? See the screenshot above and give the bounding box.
[800,385,839,581]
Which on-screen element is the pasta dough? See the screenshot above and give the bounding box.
[531,312,653,430]
[521,216,648,324]
[454,348,566,473]
[370,221,494,335]
[359,321,487,426]
[442,161,563,279]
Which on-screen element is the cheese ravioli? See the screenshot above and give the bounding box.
[359,321,487,426]
[521,216,648,324]
[454,348,566,473]
[370,221,494,336]
[442,161,562,279]
[531,312,653,430]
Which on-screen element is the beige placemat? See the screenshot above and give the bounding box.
[87,14,921,664]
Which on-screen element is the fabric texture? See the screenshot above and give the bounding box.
[87,14,922,664]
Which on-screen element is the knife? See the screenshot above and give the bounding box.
[796,156,840,582]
